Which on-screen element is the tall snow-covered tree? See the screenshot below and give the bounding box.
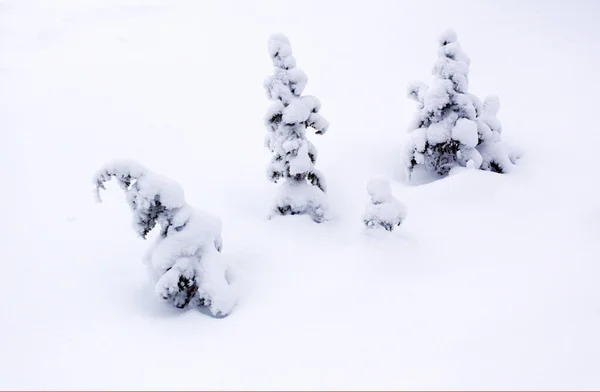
[403,30,514,180]
[363,177,407,232]
[264,33,330,223]
[93,160,235,317]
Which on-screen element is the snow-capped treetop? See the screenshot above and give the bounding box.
[438,29,457,45]
[363,177,407,232]
[433,29,471,94]
[409,30,477,133]
[93,159,146,202]
[482,95,502,134]
[473,95,502,143]
[367,177,393,204]
[268,33,295,69]
[264,33,308,105]
[94,160,186,239]
[483,95,500,116]
[264,33,329,139]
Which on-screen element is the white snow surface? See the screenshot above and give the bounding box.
[1,0,600,389]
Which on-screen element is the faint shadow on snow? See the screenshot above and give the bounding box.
[361,226,415,243]
[133,283,187,318]
[403,166,443,186]
[390,143,441,186]
[134,283,231,320]
[399,163,510,187]
[394,143,524,187]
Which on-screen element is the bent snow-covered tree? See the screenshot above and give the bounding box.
[403,29,514,180]
[264,33,330,223]
[93,160,235,317]
[363,178,407,232]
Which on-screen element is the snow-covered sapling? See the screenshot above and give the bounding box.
[403,29,514,180]
[264,33,330,223]
[363,178,407,232]
[93,160,235,317]
[475,95,514,173]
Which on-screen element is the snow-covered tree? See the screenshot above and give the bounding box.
[403,30,514,180]
[93,160,235,317]
[264,33,330,223]
[363,177,407,232]
[475,95,514,173]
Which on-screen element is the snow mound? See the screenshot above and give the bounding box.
[364,177,407,231]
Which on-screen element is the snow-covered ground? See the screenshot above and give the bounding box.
[1,0,600,389]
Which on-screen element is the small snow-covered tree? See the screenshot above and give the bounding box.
[264,33,330,223]
[93,160,235,317]
[363,178,407,232]
[475,95,514,173]
[403,30,514,180]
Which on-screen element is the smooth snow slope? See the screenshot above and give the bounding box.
[1,0,600,389]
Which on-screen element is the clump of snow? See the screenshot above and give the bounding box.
[452,118,478,148]
[403,30,517,180]
[367,177,393,203]
[407,81,429,106]
[438,28,458,45]
[427,122,452,145]
[94,160,236,316]
[478,94,502,136]
[478,140,514,174]
[264,33,330,223]
[363,177,407,231]
[270,180,329,223]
